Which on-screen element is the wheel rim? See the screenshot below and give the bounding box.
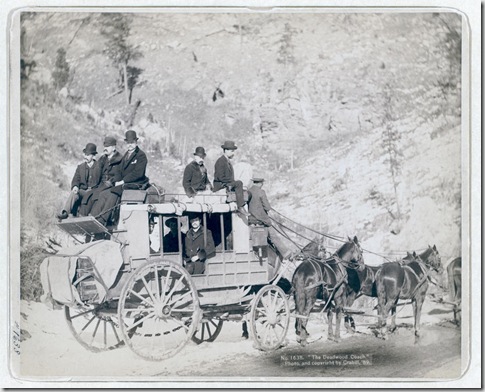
[250,285,290,351]
[191,319,224,344]
[118,260,201,361]
[65,304,124,352]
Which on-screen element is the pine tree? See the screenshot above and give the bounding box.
[52,48,70,91]
[100,14,142,105]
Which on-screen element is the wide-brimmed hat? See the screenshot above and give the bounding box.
[103,136,117,147]
[165,217,179,227]
[193,146,206,158]
[83,143,98,155]
[221,140,237,150]
[124,130,138,143]
[252,177,264,183]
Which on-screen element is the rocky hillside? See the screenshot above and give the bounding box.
[20,11,462,277]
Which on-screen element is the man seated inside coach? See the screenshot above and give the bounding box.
[183,214,215,275]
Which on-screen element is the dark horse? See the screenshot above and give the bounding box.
[292,236,364,345]
[375,245,442,342]
[342,263,381,332]
[447,257,461,325]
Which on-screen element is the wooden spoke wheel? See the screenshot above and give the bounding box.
[65,304,124,352]
[118,260,201,361]
[250,285,290,351]
[191,319,224,344]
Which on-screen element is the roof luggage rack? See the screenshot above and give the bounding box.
[57,216,109,237]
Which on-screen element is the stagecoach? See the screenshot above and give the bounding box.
[41,189,292,361]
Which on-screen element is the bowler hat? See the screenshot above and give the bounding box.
[252,177,264,183]
[188,214,201,223]
[83,143,98,155]
[165,217,179,227]
[124,130,138,143]
[103,136,117,147]
[193,146,206,158]
[221,140,238,150]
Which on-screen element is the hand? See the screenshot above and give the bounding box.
[104,180,113,187]
[72,186,79,194]
[191,255,199,262]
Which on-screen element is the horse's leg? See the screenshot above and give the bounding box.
[413,293,426,344]
[334,306,343,342]
[389,299,399,333]
[294,286,316,346]
[344,315,356,333]
[242,320,249,339]
[344,293,356,333]
[327,308,334,341]
[376,283,389,340]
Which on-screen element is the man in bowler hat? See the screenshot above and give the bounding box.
[81,135,123,217]
[184,214,215,275]
[93,130,149,226]
[57,142,102,220]
[183,146,212,197]
[213,140,249,216]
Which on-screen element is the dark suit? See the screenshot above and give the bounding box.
[183,161,211,197]
[184,226,215,275]
[94,146,149,226]
[85,151,123,216]
[213,155,244,208]
[63,160,102,216]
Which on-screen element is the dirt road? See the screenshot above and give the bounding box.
[17,298,462,380]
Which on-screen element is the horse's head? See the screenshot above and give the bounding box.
[301,237,326,259]
[426,244,443,274]
[337,236,365,270]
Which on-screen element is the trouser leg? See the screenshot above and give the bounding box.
[228,180,245,208]
[91,189,119,225]
[268,227,291,259]
[62,192,80,215]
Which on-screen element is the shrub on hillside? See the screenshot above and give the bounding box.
[20,245,47,301]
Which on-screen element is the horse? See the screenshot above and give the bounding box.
[341,263,381,332]
[292,236,364,345]
[447,257,461,325]
[375,246,442,343]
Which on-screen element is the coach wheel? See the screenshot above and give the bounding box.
[250,285,290,351]
[191,319,224,344]
[118,260,201,361]
[65,304,124,352]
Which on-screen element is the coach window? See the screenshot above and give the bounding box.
[207,213,233,252]
[161,216,186,254]
[148,215,161,254]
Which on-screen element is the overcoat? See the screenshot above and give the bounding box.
[184,226,215,262]
[248,185,272,226]
[213,155,234,191]
[100,151,123,185]
[183,161,211,196]
[111,146,149,196]
[71,161,102,191]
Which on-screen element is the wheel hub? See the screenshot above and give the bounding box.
[154,302,171,318]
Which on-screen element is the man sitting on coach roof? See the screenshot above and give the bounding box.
[213,140,249,217]
[182,146,212,198]
[92,130,149,227]
[57,142,102,220]
[82,136,123,217]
